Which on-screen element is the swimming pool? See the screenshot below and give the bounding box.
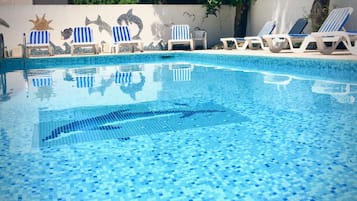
[0,52,356,200]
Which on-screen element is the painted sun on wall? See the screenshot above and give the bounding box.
[29,14,53,30]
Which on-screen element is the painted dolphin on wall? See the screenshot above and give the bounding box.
[0,18,10,28]
[61,28,72,40]
[42,108,225,142]
[85,15,112,36]
[117,9,143,39]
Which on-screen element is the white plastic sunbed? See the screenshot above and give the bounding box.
[26,30,54,57]
[168,24,194,51]
[220,20,276,50]
[311,30,357,55]
[112,25,144,53]
[71,26,99,55]
[263,7,354,53]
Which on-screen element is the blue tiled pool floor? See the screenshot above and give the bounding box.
[0,53,356,200]
[2,120,356,200]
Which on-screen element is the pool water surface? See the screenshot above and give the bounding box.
[0,53,356,200]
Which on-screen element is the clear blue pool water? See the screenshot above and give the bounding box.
[0,52,357,200]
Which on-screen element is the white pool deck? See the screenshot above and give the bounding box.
[201,49,357,61]
[18,48,357,61]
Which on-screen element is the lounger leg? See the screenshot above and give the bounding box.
[93,45,98,54]
[344,38,357,55]
[233,40,239,49]
[139,42,144,52]
[221,40,229,49]
[49,46,54,56]
[294,36,314,53]
[266,37,286,53]
[261,40,269,50]
[314,37,339,55]
[241,41,249,50]
[287,38,295,51]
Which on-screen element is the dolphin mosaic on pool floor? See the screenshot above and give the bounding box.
[34,101,249,147]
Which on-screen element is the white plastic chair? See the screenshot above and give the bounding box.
[26,30,54,57]
[71,27,98,55]
[168,24,194,51]
[112,26,144,53]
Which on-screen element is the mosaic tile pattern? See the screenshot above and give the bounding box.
[0,54,356,200]
[35,102,247,147]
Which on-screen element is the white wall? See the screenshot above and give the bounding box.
[0,5,235,53]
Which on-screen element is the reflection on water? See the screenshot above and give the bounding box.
[0,73,11,102]
[0,62,356,154]
[0,63,356,106]
[120,72,145,100]
[27,69,55,101]
[312,80,356,104]
[263,73,292,91]
[170,63,194,82]
[260,71,356,105]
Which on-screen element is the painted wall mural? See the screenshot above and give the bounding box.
[61,28,72,40]
[0,18,9,28]
[85,15,112,36]
[29,14,53,30]
[1,5,235,56]
[25,9,201,55]
[117,9,143,39]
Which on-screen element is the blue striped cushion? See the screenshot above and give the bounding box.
[76,76,94,88]
[171,25,190,40]
[115,71,132,84]
[32,78,52,87]
[29,30,50,45]
[73,27,93,43]
[319,7,353,32]
[112,26,132,42]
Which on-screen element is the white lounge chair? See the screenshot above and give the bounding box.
[26,30,54,57]
[71,27,98,55]
[311,30,357,55]
[168,24,194,51]
[112,26,144,53]
[262,18,308,53]
[220,20,276,50]
[264,7,354,53]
